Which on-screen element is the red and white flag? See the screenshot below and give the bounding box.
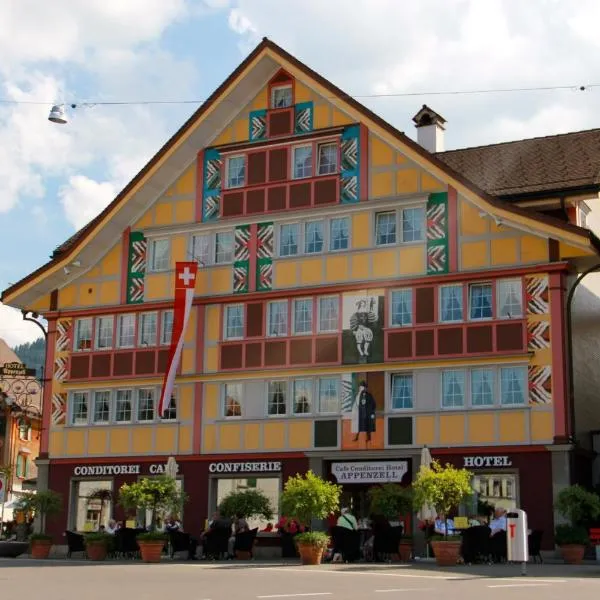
[159,261,198,417]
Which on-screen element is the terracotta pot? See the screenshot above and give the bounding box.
[398,541,412,562]
[138,540,165,563]
[560,544,585,565]
[86,541,108,561]
[30,539,52,559]
[431,540,461,566]
[297,543,324,565]
[235,550,252,560]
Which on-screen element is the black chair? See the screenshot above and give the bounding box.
[169,531,191,558]
[490,530,507,563]
[373,524,403,562]
[279,531,298,558]
[528,530,543,563]
[204,526,230,559]
[114,528,140,559]
[65,530,86,558]
[331,526,361,563]
[461,526,491,564]
[234,528,258,558]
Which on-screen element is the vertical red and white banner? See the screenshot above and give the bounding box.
[159,261,198,417]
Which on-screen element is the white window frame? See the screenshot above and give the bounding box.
[400,206,426,243]
[375,210,397,246]
[329,216,350,252]
[292,378,313,415]
[117,314,136,349]
[149,238,170,272]
[304,219,325,254]
[74,318,93,352]
[278,222,301,257]
[225,155,246,189]
[271,84,293,109]
[267,300,288,338]
[469,282,494,321]
[390,288,413,327]
[215,230,234,265]
[292,298,313,335]
[470,368,495,408]
[160,310,174,346]
[500,366,528,406]
[266,380,288,417]
[318,377,340,414]
[190,233,212,267]
[137,388,155,423]
[441,369,466,409]
[115,389,133,424]
[92,390,112,425]
[292,144,313,180]
[161,391,177,421]
[439,284,464,323]
[70,391,89,426]
[317,141,338,175]
[224,304,245,340]
[223,383,243,418]
[318,296,339,333]
[138,312,157,347]
[94,316,114,351]
[497,279,523,319]
[390,373,414,411]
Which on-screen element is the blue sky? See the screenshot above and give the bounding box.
[2,0,600,345]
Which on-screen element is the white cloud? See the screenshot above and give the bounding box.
[0,304,44,347]
[59,175,117,230]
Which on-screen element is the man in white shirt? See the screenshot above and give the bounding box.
[434,513,455,536]
[489,507,507,536]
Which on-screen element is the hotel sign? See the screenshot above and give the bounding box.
[331,461,409,484]
[463,455,513,468]
[0,362,36,377]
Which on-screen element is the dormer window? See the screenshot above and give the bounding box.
[271,85,293,109]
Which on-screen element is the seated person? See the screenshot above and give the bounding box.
[489,507,507,537]
[165,515,198,560]
[105,519,118,535]
[434,513,455,536]
[228,513,249,557]
[337,507,358,531]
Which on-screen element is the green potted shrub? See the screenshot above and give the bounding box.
[555,485,600,564]
[84,532,113,561]
[280,471,341,565]
[218,488,274,558]
[368,484,413,561]
[26,490,62,559]
[412,461,472,566]
[119,475,186,563]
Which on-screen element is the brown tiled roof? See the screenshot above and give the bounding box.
[436,129,600,198]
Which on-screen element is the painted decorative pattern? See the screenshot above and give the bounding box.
[256,222,274,259]
[527,320,550,350]
[55,320,71,352]
[249,109,267,141]
[51,392,67,426]
[126,231,146,304]
[234,226,251,262]
[526,275,549,314]
[340,125,360,204]
[54,357,67,382]
[426,192,449,274]
[341,374,358,413]
[203,148,222,222]
[294,102,313,134]
[257,261,273,291]
[233,224,250,294]
[233,265,249,294]
[529,365,552,404]
[256,222,274,291]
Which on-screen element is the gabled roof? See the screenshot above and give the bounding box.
[3,38,599,307]
[437,128,600,198]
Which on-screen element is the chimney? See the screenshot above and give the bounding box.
[412,105,446,153]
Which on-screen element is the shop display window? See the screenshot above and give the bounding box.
[71,480,112,532]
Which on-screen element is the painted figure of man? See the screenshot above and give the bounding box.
[349,298,378,362]
[351,380,376,442]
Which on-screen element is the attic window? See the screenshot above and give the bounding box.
[271,85,292,109]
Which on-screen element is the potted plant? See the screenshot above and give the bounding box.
[26,490,62,559]
[368,483,413,561]
[218,488,273,558]
[119,475,186,563]
[555,485,600,564]
[280,471,341,565]
[84,532,112,561]
[412,461,473,566]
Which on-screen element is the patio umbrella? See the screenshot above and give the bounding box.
[165,456,178,480]
[416,445,436,522]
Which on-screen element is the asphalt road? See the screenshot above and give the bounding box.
[1,560,600,600]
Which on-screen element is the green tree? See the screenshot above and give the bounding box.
[218,488,273,520]
[368,484,413,521]
[280,471,341,529]
[119,476,186,531]
[18,490,62,538]
[412,461,473,540]
[556,485,600,528]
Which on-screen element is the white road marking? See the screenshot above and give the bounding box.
[257,594,333,599]
[260,567,460,580]
[375,588,434,593]
[488,579,567,584]
[488,584,551,588]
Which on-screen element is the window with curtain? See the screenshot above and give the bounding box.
[293,299,313,334]
[267,381,287,416]
[498,279,523,318]
[391,374,413,409]
[293,379,312,414]
[280,223,300,256]
[150,239,169,271]
[267,301,288,337]
[442,370,465,408]
[215,231,234,264]
[318,377,339,413]
[401,207,425,242]
[305,221,324,254]
[293,146,313,179]
[318,297,339,332]
[138,312,157,346]
[95,316,114,350]
[71,391,89,425]
[317,142,338,175]
[225,304,244,339]
[191,233,211,267]
[226,156,245,188]
[117,314,136,348]
[330,217,349,251]
[224,383,242,417]
[391,289,412,326]
[469,283,493,319]
[161,310,173,345]
[271,85,292,108]
[74,318,92,351]
[162,394,177,420]
[375,211,396,246]
[500,367,527,405]
[115,390,132,422]
[137,389,155,422]
[93,391,111,424]
[440,285,463,322]
[471,369,494,406]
